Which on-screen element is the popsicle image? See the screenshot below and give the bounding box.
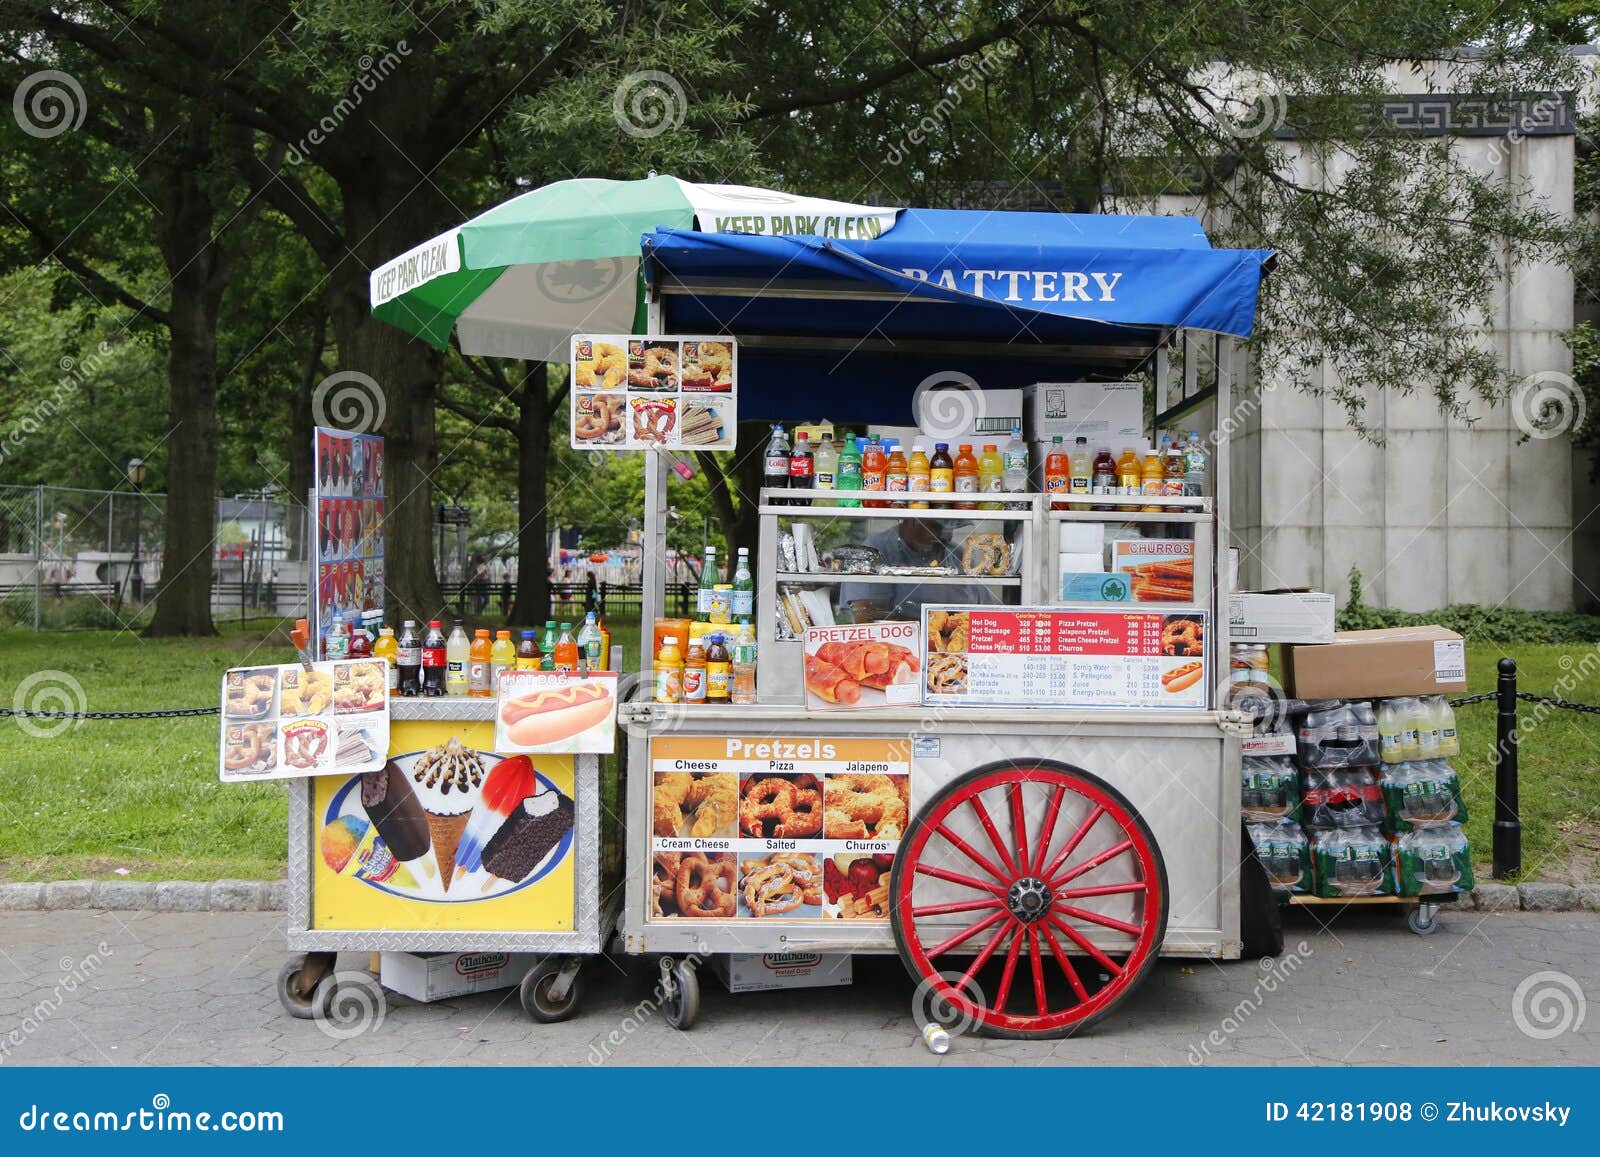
[321,815,419,889]
[480,787,575,891]
[360,761,432,865]
[452,754,536,887]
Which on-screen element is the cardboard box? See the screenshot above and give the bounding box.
[1025,381,1144,442]
[379,952,539,1003]
[1230,590,1336,644]
[897,387,1022,449]
[711,952,853,994]
[1284,626,1467,700]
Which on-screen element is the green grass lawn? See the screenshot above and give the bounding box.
[0,628,1595,882]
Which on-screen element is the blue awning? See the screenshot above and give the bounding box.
[644,207,1273,423]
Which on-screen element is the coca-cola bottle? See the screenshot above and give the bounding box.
[787,431,814,507]
[421,619,447,697]
[396,620,421,696]
[763,424,791,505]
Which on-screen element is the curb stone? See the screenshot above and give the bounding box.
[1518,882,1576,911]
[42,880,94,910]
[208,880,264,911]
[0,882,45,910]
[155,881,211,912]
[1577,884,1600,912]
[1471,883,1520,912]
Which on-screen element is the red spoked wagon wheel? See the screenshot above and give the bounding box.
[891,760,1168,1039]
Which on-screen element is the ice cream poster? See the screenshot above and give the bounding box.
[802,622,922,710]
[494,671,618,754]
[311,720,576,932]
[218,659,388,782]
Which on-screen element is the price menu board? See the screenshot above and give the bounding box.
[923,605,1209,709]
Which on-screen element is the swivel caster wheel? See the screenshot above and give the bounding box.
[660,957,700,1030]
[520,957,585,1023]
[277,953,337,1020]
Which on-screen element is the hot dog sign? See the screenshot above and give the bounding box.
[921,606,1210,710]
[494,671,619,754]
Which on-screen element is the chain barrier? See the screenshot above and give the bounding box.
[0,706,219,721]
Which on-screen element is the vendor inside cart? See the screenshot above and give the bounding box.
[839,514,1001,621]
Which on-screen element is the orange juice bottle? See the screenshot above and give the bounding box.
[907,443,931,509]
[654,636,683,703]
[953,443,978,509]
[553,622,579,672]
[1116,447,1142,510]
[885,441,908,507]
[861,437,887,508]
[1140,451,1165,512]
[468,629,494,696]
[1044,436,1070,510]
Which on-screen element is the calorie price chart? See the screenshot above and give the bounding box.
[923,605,1210,710]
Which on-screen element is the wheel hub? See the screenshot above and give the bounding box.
[1006,876,1053,923]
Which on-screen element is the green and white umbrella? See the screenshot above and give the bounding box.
[370,175,899,362]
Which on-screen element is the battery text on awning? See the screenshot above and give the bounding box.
[900,267,1124,302]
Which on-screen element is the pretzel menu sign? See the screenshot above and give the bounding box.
[922,605,1210,710]
[218,659,390,782]
[646,735,910,923]
[569,333,737,451]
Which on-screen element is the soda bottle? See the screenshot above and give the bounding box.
[540,620,558,671]
[1432,696,1460,758]
[1140,450,1165,512]
[554,622,579,672]
[575,612,602,674]
[468,629,494,697]
[907,442,931,508]
[373,625,399,693]
[421,620,448,696]
[1116,447,1142,509]
[396,620,421,696]
[1044,436,1070,510]
[1185,430,1208,498]
[835,431,863,508]
[325,615,350,660]
[654,636,684,704]
[706,633,731,701]
[1069,436,1092,510]
[731,547,754,619]
[861,436,887,507]
[953,443,978,509]
[490,629,516,690]
[347,616,373,659]
[1163,434,1185,498]
[445,622,470,695]
[682,636,708,703]
[978,443,1003,510]
[885,440,909,506]
[515,628,541,671]
[814,433,839,506]
[1092,447,1116,511]
[928,442,954,497]
[697,545,718,616]
[1002,425,1030,498]
[788,431,814,504]
[763,424,791,504]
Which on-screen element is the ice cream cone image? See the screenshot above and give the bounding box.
[426,811,470,885]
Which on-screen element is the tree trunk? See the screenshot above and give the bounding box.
[515,364,552,625]
[285,311,325,565]
[731,422,766,559]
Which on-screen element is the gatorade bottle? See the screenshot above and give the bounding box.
[1092,447,1117,511]
[1044,436,1070,510]
[1116,447,1142,510]
[861,436,887,508]
[978,444,1004,510]
[907,443,931,509]
[1140,450,1165,513]
[468,629,493,697]
[814,433,839,506]
[490,629,516,691]
[1069,436,1092,510]
[885,441,909,507]
[788,430,814,504]
[953,443,978,509]
[836,432,863,508]
[929,443,954,497]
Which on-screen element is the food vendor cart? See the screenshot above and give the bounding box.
[618,209,1275,1038]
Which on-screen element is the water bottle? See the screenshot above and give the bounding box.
[1002,424,1029,494]
[1184,430,1207,498]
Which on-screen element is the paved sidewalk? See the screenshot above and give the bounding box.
[1,909,1595,1066]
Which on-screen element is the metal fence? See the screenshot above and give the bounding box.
[0,484,308,630]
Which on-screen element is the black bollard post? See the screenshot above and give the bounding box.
[1492,657,1521,879]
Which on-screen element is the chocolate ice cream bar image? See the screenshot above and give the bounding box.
[479,788,575,889]
[360,760,432,864]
